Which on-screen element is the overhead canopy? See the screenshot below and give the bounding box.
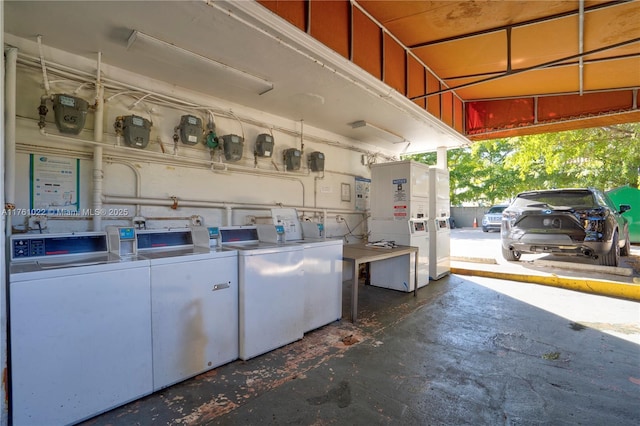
[261,0,640,140]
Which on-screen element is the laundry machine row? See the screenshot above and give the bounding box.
[8,227,238,426]
[9,221,342,425]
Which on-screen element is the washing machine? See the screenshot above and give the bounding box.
[219,225,304,360]
[9,232,152,426]
[267,209,344,333]
[135,227,239,391]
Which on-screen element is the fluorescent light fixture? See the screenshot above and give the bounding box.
[127,30,273,95]
[350,120,406,144]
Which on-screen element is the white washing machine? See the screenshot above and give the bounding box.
[268,210,344,333]
[296,237,344,332]
[220,226,304,360]
[135,227,239,391]
[9,232,152,426]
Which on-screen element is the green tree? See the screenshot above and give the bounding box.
[404,124,640,205]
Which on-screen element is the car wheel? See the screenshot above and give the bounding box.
[482,227,488,232]
[597,230,619,267]
[502,246,521,261]
[620,230,631,257]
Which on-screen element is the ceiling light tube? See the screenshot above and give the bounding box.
[350,120,406,144]
[127,30,274,95]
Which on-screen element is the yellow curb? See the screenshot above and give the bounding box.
[450,256,497,264]
[451,267,640,301]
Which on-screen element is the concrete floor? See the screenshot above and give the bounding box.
[83,270,640,425]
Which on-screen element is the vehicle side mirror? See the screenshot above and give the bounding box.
[619,204,631,214]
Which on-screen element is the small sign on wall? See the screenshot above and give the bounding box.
[30,154,80,214]
[341,183,351,202]
[355,177,370,211]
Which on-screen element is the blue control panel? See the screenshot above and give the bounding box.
[119,227,135,240]
[11,234,108,260]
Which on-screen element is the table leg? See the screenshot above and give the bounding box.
[413,249,419,297]
[351,260,359,323]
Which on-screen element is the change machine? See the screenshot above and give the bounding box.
[369,160,430,291]
[428,167,451,279]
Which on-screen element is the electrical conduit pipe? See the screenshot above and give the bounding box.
[4,47,17,237]
[93,52,104,231]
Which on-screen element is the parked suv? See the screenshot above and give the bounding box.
[482,205,508,232]
[501,188,631,266]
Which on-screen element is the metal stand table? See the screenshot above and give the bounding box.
[342,243,420,323]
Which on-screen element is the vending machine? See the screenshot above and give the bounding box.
[428,166,451,279]
[369,160,430,291]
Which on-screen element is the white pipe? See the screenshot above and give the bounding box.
[93,53,104,231]
[102,194,361,215]
[226,206,232,226]
[36,35,51,95]
[5,47,18,237]
[92,146,103,231]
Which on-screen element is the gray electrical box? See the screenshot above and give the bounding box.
[179,115,203,145]
[308,151,325,172]
[221,134,244,162]
[255,134,274,157]
[284,148,301,171]
[52,94,89,134]
[123,115,152,149]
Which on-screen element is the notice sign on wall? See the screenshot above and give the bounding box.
[30,154,80,214]
[392,178,407,220]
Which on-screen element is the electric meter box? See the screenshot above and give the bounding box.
[284,148,301,171]
[52,94,89,134]
[123,115,152,149]
[308,151,325,172]
[179,115,203,145]
[255,134,274,157]
[221,134,244,162]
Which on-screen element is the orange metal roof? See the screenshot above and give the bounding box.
[262,0,640,140]
[361,0,640,139]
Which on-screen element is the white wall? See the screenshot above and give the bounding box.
[8,36,395,239]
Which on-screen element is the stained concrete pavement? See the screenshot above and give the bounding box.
[83,267,640,425]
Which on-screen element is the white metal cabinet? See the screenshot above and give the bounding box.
[149,251,239,390]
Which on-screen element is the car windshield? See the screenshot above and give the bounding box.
[513,191,596,210]
[487,206,506,214]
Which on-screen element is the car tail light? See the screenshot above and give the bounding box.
[578,209,607,241]
[502,211,520,228]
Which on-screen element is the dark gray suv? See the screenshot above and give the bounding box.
[501,188,631,266]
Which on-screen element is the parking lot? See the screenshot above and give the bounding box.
[450,227,640,285]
